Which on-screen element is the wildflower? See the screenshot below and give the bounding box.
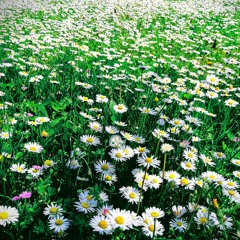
[139,107,157,115]
[145,207,165,219]
[142,218,164,238]
[0,131,12,139]
[170,218,188,232]
[36,117,50,123]
[210,213,233,230]
[164,171,181,184]
[43,203,63,218]
[206,75,219,85]
[105,126,119,134]
[88,122,103,132]
[19,191,31,199]
[134,146,150,155]
[152,129,169,139]
[109,148,127,162]
[49,216,70,233]
[109,135,124,148]
[28,165,43,178]
[43,159,55,169]
[181,161,197,171]
[231,159,240,166]
[213,152,226,159]
[200,154,215,166]
[24,142,43,153]
[113,104,128,113]
[225,99,238,107]
[222,188,240,203]
[172,205,187,218]
[78,96,94,105]
[99,192,109,202]
[148,175,163,189]
[80,135,100,146]
[119,186,142,204]
[137,154,160,168]
[223,179,239,189]
[183,149,198,162]
[103,174,117,185]
[169,118,185,127]
[10,163,27,173]
[94,160,116,174]
[107,208,132,230]
[41,130,49,137]
[75,198,97,214]
[0,205,19,227]
[194,211,210,226]
[161,143,174,153]
[133,135,145,144]
[90,214,112,235]
[233,171,240,179]
[120,131,134,141]
[66,159,81,169]
[96,94,109,103]
[114,121,127,126]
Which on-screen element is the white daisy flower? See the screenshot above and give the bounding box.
[48,216,70,233]
[0,205,19,227]
[90,214,112,235]
[24,142,43,153]
[170,218,188,232]
[94,160,116,174]
[43,203,63,218]
[10,163,27,173]
[80,135,101,146]
[142,218,164,238]
[113,104,128,113]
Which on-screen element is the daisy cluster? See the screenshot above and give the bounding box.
[0,0,239,239]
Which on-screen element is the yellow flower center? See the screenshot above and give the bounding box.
[0,212,9,220]
[115,216,124,225]
[199,217,208,224]
[124,149,129,155]
[174,120,180,125]
[81,202,90,208]
[3,133,9,137]
[145,157,152,163]
[101,164,109,170]
[153,178,158,183]
[115,153,122,158]
[50,207,58,213]
[151,212,159,218]
[185,162,192,168]
[44,160,52,166]
[86,195,93,200]
[236,173,240,177]
[209,175,216,179]
[17,167,22,172]
[41,130,49,137]
[217,152,223,157]
[181,178,189,185]
[100,95,105,99]
[139,147,145,153]
[98,220,108,229]
[105,175,112,181]
[118,105,123,110]
[55,219,63,225]
[187,152,193,158]
[227,182,234,186]
[177,221,183,226]
[129,192,136,199]
[30,146,37,151]
[228,190,235,196]
[235,161,240,165]
[169,173,175,179]
[32,169,38,173]
[86,137,94,143]
[83,97,89,101]
[148,225,155,232]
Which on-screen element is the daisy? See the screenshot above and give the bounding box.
[134,146,150,155]
[161,143,174,153]
[97,205,113,216]
[94,160,116,174]
[0,205,19,227]
[43,159,55,169]
[137,154,160,168]
[152,129,169,139]
[142,218,164,238]
[133,135,145,144]
[148,175,163,189]
[223,179,239,189]
[114,121,127,126]
[120,131,134,141]
[222,188,240,203]
[107,208,132,230]
[199,154,215,166]
[169,118,185,127]
[43,203,63,218]
[80,135,100,146]
[66,159,81,169]
[120,145,134,159]
[105,126,119,134]
[206,91,218,99]
[225,99,238,107]
[103,174,117,185]
[170,218,188,232]
[28,165,43,178]
[119,186,142,204]
[75,199,97,214]
[109,148,127,162]
[172,205,187,218]
[0,131,12,139]
[96,94,109,103]
[90,214,112,235]
[180,177,195,190]
[10,163,27,173]
[201,171,220,182]
[36,117,50,123]
[181,161,197,171]
[99,192,109,202]
[206,75,219,85]
[231,159,240,166]
[113,104,128,113]
[139,107,157,115]
[145,207,165,219]
[182,149,198,162]
[194,211,210,226]
[233,171,240,179]
[78,96,94,105]
[163,171,181,184]
[24,142,43,153]
[88,122,102,132]
[213,151,226,159]
[27,121,41,126]
[109,135,124,148]
[48,216,70,233]
[210,213,233,230]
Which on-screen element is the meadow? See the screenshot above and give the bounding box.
[0,0,240,239]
